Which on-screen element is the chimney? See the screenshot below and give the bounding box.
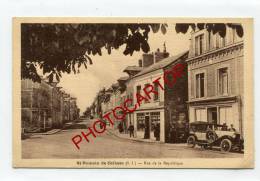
[155,43,169,63]
[142,53,154,68]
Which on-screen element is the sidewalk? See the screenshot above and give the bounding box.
[30,129,62,136]
[107,128,186,147]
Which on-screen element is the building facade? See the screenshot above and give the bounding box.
[130,50,189,143]
[123,66,143,133]
[69,97,79,122]
[62,93,71,123]
[187,26,244,134]
[21,79,52,132]
[21,78,80,133]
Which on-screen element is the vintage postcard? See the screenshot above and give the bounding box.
[13,17,254,168]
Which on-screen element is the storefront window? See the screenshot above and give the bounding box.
[195,108,207,122]
[151,112,160,131]
[136,113,145,131]
[219,106,237,130]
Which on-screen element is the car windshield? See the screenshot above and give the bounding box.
[191,124,208,132]
[190,123,226,132]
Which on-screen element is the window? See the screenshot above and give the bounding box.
[195,108,207,122]
[129,92,133,106]
[218,68,228,95]
[137,113,145,131]
[195,34,204,55]
[150,112,160,131]
[207,107,217,124]
[153,82,159,101]
[136,85,141,95]
[219,107,238,130]
[138,59,143,67]
[144,84,150,103]
[232,28,236,43]
[195,73,205,98]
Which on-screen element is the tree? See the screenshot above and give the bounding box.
[21,23,243,82]
[83,107,91,118]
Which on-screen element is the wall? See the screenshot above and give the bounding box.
[132,69,164,109]
[163,56,189,143]
[188,44,244,101]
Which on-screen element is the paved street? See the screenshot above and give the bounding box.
[22,120,243,159]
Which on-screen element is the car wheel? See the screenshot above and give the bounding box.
[220,139,232,152]
[206,130,217,143]
[187,136,196,148]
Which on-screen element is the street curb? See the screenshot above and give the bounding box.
[30,129,62,136]
[106,129,189,147]
[106,129,165,145]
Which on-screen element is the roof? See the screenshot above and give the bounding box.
[190,121,223,126]
[133,50,189,78]
[117,76,129,81]
[123,66,143,72]
[111,82,119,89]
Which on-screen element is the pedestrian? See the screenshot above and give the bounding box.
[154,123,160,141]
[221,123,228,131]
[118,122,124,133]
[128,123,134,138]
[144,125,150,139]
[229,124,236,132]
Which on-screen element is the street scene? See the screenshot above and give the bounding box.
[22,119,242,159]
[19,22,245,160]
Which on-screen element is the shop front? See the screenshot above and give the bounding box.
[134,109,164,142]
[188,97,242,134]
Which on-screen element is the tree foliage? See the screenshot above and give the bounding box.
[21,23,243,82]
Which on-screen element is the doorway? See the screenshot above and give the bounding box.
[207,107,217,124]
[144,116,150,139]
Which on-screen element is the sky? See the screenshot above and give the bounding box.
[56,24,191,114]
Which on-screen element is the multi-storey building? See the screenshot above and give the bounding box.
[21,78,80,132]
[123,66,143,132]
[21,78,52,132]
[186,25,244,134]
[62,93,71,122]
[50,83,63,128]
[69,97,79,121]
[100,88,113,119]
[109,83,122,129]
[130,49,189,142]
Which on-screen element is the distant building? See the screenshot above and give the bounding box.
[70,97,79,121]
[117,76,129,131]
[62,93,71,122]
[50,83,63,128]
[21,78,80,132]
[21,79,52,132]
[186,25,244,134]
[109,83,122,129]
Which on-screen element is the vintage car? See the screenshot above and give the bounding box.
[186,121,243,152]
